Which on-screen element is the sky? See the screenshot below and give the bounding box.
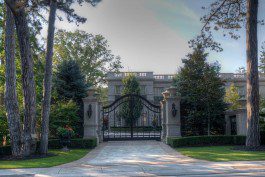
[47,0,265,74]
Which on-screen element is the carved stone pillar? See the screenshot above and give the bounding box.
[83,88,100,144]
[160,99,167,142]
[225,114,231,135]
[162,87,181,143]
[225,98,247,136]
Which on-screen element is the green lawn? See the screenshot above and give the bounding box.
[177,146,265,162]
[0,149,90,169]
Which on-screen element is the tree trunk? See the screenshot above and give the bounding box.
[4,4,22,157]
[40,0,57,154]
[5,1,37,156]
[246,0,260,147]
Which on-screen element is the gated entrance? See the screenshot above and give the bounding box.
[102,94,161,141]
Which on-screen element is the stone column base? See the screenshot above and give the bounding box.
[166,124,181,137]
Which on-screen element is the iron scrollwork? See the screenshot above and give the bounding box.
[172,103,177,117]
[87,104,92,119]
[102,94,161,141]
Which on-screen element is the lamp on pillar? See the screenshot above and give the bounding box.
[87,104,92,119]
[172,103,177,117]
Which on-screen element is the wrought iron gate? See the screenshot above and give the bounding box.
[102,94,161,141]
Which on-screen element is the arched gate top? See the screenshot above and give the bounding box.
[103,94,160,109]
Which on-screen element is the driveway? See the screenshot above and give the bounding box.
[1,141,265,176]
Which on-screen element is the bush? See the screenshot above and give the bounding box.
[70,139,97,148]
[45,138,97,149]
[167,135,246,148]
[0,145,11,156]
[57,126,75,138]
[0,106,9,144]
[49,100,80,138]
[0,138,97,156]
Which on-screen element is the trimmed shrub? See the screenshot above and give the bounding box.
[47,139,62,149]
[46,138,97,149]
[0,106,9,145]
[0,145,11,156]
[167,135,246,148]
[70,139,97,148]
[49,101,81,138]
[0,138,97,156]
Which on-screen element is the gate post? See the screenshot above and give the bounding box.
[160,99,167,142]
[83,88,101,144]
[162,87,181,143]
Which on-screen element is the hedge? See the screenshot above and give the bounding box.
[0,138,97,156]
[0,145,12,156]
[45,138,97,149]
[167,135,246,148]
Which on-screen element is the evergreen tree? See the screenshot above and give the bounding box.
[54,59,87,102]
[190,0,260,147]
[119,74,143,126]
[54,59,87,136]
[174,45,226,136]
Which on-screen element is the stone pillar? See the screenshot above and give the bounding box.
[160,99,167,142]
[83,88,100,144]
[236,109,247,135]
[97,101,103,143]
[224,98,247,136]
[225,114,231,135]
[236,98,247,135]
[162,87,181,143]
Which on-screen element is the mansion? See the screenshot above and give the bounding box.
[107,71,265,104]
[106,71,265,136]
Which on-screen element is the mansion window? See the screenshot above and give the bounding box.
[237,86,246,98]
[140,85,146,95]
[115,85,122,95]
[154,87,164,96]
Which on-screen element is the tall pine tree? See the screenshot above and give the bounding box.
[54,59,87,136]
[54,59,87,102]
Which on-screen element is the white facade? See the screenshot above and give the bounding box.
[107,72,265,104]
[107,72,173,104]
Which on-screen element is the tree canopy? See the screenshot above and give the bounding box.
[224,83,241,110]
[189,0,261,147]
[174,45,226,136]
[119,74,143,126]
[54,30,122,86]
[54,59,87,102]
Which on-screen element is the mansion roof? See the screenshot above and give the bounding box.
[107,72,265,82]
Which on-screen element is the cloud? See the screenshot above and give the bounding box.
[40,0,263,74]
[52,0,190,74]
[145,0,201,40]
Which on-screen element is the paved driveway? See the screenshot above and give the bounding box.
[1,141,265,176]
